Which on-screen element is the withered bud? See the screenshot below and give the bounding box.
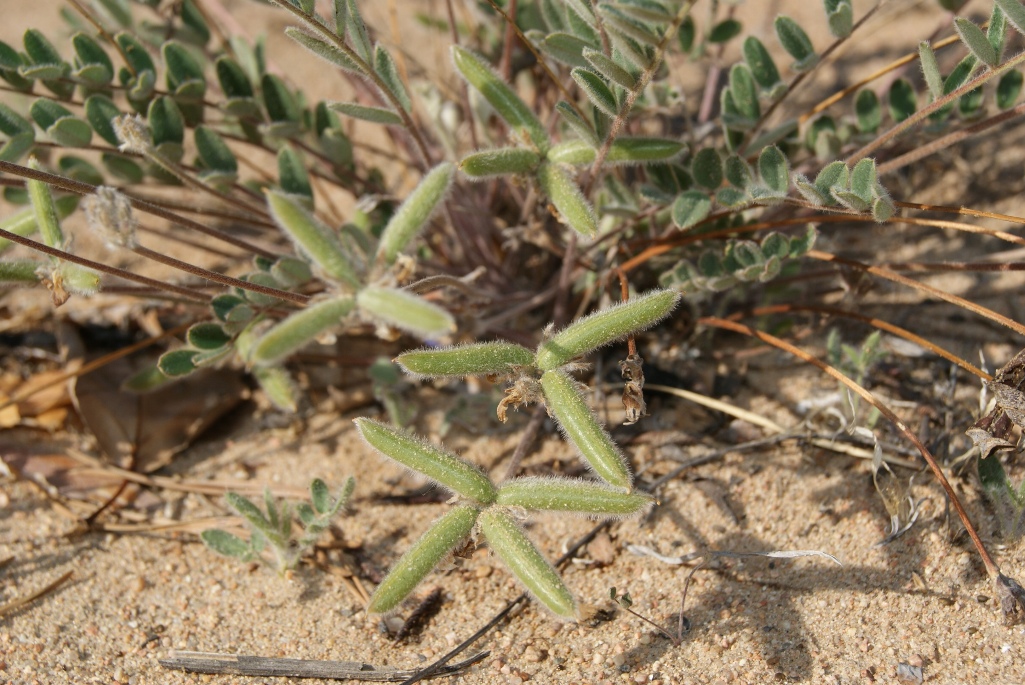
[84,186,138,249]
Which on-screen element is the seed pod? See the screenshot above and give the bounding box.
[376,162,454,265]
[396,342,534,378]
[539,369,632,489]
[354,418,497,505]
[546,138,684,166]
[368,505,480,614]
[535,289,679,371]
[266,190,359,288]
[536,162,596,238]
[459,147,540,178]
[479,508,577,619]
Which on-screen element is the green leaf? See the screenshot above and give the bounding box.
[724,154,752,188]
[71,33,113,84]
[262,74,301,123]
[374,45,411,112]
[536,289,679,371]
[888,78,916,122]
[355,419,496,504]
[775,16,818,70]
[459,147,541,178]
[101,153,144,183]
[23,29,63,68]
[277,145,312,201]
[728,64,760,121]
[850,158,876,200]
[583,48,636,89]
[996,0,1025,36]
[343,0,373,63]
[541,32,591,69]
[356,286,456,337]
[377,162,454,264]
[215,57,254,98]
[743,36,783,95]
[824,0,853,38]
[310,478,332,515]
[162,41,206,93]
[497,477,653,517]
[571,68,618,118]
[148,96,184,146]
[84,95,121,146]
[252,365,300,412]
[186,322,231,350]
[25,160,63,250]
[158,349,199,378]
[708,18,743,43]
[367,505,479,614]
[691,148,723,190]
[328,102,402,125]
[716,186,750,208]
[536,162,596,238]
[677,16,696,53]
[555,100,598,146]
[0,260,42,285]
[452,46,549,152]
[997,69,1023,108]
[195,126,237,174]
[672,190,711,230]
[201,529,253,560]
[479,508,576,619]
[266,190,360,287]
[757,145,789,195]
[115,31,155,75]
[29,99,72,131]
[954,17,998,68]
[918,42,943,100]
[854,88,881,133]
[250,297,355,366]
[545,138,682,166]
[815,160,848,198]
[284,27,364,75]
[395,341,535,378]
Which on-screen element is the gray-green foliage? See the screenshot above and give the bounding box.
[201,477,355,574]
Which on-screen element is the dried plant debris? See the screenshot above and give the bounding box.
[968,347,1025,459]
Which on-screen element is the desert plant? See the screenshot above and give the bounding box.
[1,0,1024,641]
[201,476,355,573]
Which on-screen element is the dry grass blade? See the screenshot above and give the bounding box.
[0,570,73,618]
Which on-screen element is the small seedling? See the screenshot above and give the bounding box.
[609,587,683,645]
[201,477,354,574]
[978,455,1025,540]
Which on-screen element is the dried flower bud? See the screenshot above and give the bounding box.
[84,186,138,249]
[111,114,152,154]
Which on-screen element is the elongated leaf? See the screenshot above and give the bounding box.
[546,137,683,166]
[918,42,943,99]
[343,0,373,62]
[284,27,363,75]
[158,349,199,378]
[201,529,253,560]
[329,101,402,125]
[758,145,789,194]
[459,147,540,178]
[452,46,549,152]
[251,297,355,366]
[355,419,496,504]
[536,289,679,371]
[955,17,998,67]
[497,477,652,517]
[998,69,1024,108]
[888,78,916,122]
[266,190,359,287]
[357,285,455,337]
[377,162,454,264]
[537,162,596,238]
[374,45,411,112]
[262,74,301,123]
[194,125,236,174]
[691,148,723,189]
[775,16,817,70]
[367,505,479,614]
[277,145,312,201]
[396,341,534,378]
[583,48,636,89]
[997,0,1025,35]
[541,32,591,68]
[743,36,783,94]
[479,508,576,618]
[555,100,598,146]
[854,89,881,133]
[572,68,618,118]
[26,160,63,249]
[709,18,743,43]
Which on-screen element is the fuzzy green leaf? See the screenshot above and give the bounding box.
[452,46,549,152]
[536,289,679,372]
[115,31,155,75]
[691,148,723,190]
[708,18,743,43]
[546,138,683,166]
[758,145,789,195]
[555,101,598,146]
[357,286,455,337]
[537,161,596,238]
[262,74,301,123]
[187,322,231,350]
[162,41,206,94]
[25,161,63,250]
[479,508,576,618]
[850,158,877,200]
[918,42,943,99]
[343,0,373,63]
[571,68,618,118]
[277,145,312,201]
[266,190,359,287]
[672,190,711,230]
[194,126,237,174]
[251,297,355,366]
[775,16,817,70]
[743,36,783,94]
[0,260,42,284]
[374,45,411,112]
[377,162,454,264]
[460,147,540,178]
[284,27,364,75]
[955,17,998,67]
[201,529,253,560]
[583,48,636,89]
[497,477,653,516]
[329,102,402,125]
[215,56,254,98]
[148,96,184,146]
[854,89,881,133]
[71,33,113,84]
[540,32,591,69]
[997,0,1025,35]
[355,418,496,504]
[396,341,535,378]
[729,64,760,121]
[158,349,199,378]
[367,505,479,614]
[997,69,1024,108]
[83,95,120,146]
[888,78,917,122]
[724,154,752,188]
[824,0,853,38]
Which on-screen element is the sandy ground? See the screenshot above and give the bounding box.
[3,1,1025,684]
